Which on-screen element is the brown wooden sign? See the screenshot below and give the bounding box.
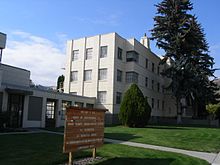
[63,106,107,154]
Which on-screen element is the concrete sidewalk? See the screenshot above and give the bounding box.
[1,129,219,165]
[105,138,219,165]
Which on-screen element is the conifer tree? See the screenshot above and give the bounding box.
[151,0,218,122]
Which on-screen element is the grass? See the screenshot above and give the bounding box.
[104,125,220,153]
[0,133,209,165]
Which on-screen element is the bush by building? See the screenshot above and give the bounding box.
[119,84,151,127]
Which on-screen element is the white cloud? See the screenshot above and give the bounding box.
[2,31,66,86]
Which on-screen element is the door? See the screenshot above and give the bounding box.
[45,99,56,127]
[8,94,24,128]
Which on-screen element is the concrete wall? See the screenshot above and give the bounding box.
[1,64,30,87]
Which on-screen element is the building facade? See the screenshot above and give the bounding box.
[0,63,96,128]
[64,32,177,124]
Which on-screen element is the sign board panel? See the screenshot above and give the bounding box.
[63,107,107,153]
[0,32,6,49]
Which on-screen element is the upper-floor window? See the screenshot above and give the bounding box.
[152,79,154,90]
[145,77,148,87]
[100,46,107,58]
[157,66,160,75]
[118,47,123,60]
[157,99,160,109]
[157,82,160,92]
[117,70,122,82]
[70,71,78,82]
[126,51,139,63]
[116,92,122,104]
[84,70,92,81]
[146,59,148,68]
[126,72,138,83]
[162,100,165,110]
[151,98,154,109]
[152,62,155,72]
[99,68,107,80]
[98,91,107,103]
[72,50,79,61]
[86,48,93,60]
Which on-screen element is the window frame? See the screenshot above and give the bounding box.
[72,50,79,61]
[100,46,108,58]
[84,70,92,81]
[99,68,108,80]
[70,71,78,82]
[85,48,93,60]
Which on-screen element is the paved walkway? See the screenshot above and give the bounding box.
[104,138,219,165]
[1,130,220,165]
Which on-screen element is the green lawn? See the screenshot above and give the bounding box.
[105,125,220,153]
[0,133,208,165]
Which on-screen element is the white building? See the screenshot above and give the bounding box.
[64,32,177,124]
[0,63,96,128]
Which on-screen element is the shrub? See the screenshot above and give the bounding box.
[206,103,220,120]
[119,84,151,127]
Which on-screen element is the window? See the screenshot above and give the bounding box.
[117,70,122,82]
[46,100,55,119]
[72,50,79,61]
[157,82,160,92]
[162,100,165,110]
[70,71,78,82]
[86,48,93,60]
[157,99,160,109]
[98,91,107,103]
[118,47,123,60]
[145,77,148,87]
[152,62,155,72]
[151,98,154,109]
[126,72,138,83]
[100,46,107,58]
[157,66,160,75]
[84,70,92,81]
[126,51,139,62]
[152,80,154,90]
[99,68,107,80]
[116,92,122,104]
[61,101,71,120]
[86,103,94,109]
[75,102,83,107]
[146,59,148,68]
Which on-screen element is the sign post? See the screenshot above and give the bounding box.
[63,107,107,164]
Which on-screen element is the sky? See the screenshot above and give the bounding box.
[0,0,220,86]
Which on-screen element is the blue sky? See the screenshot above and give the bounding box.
[0,0,220,85]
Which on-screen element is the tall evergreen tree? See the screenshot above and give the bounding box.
[151,0,218,123]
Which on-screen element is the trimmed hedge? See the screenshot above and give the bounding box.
[119,84,151,127]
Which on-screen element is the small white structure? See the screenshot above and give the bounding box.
[0,63,96,128]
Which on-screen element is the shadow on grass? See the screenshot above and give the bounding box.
[104,133,141,141]
[146,126,192,130]
[96,157,175,165]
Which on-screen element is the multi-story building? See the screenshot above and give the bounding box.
[64,32,177,124]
